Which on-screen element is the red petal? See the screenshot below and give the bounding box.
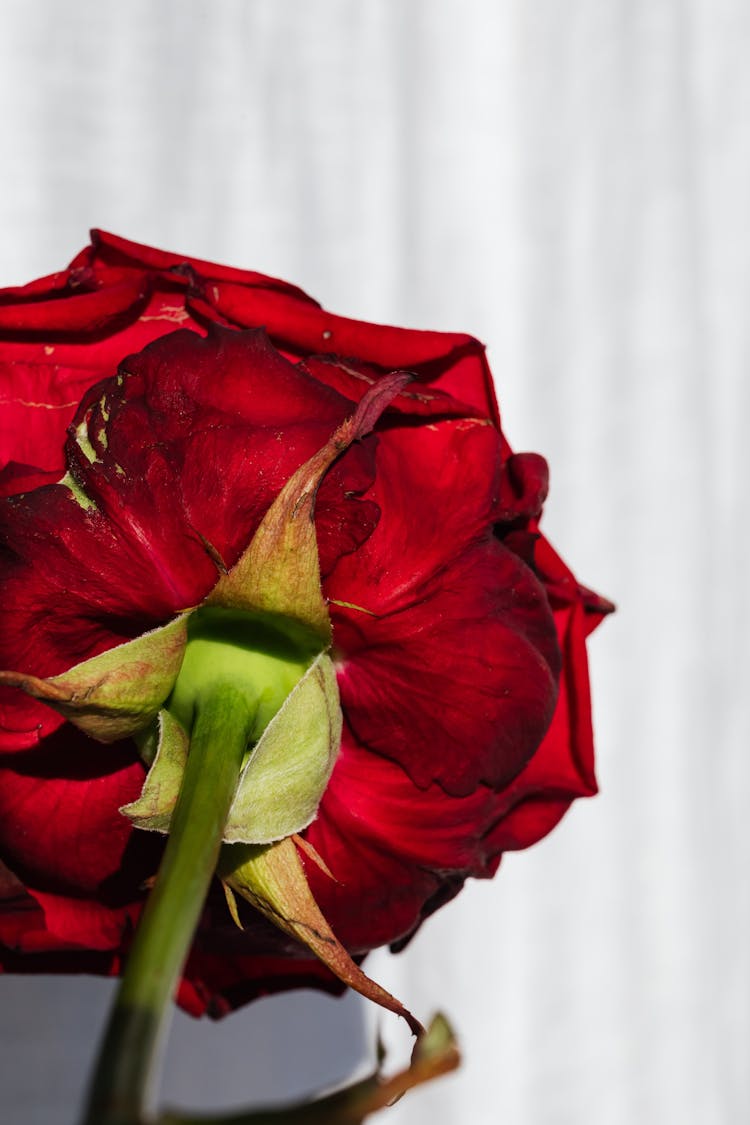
[0,464,60,499]
[117,326,351,430]
[0,278,148,334]
[483,795,576,855]
[0,727,146,897]
[26,890,139,952]
[188,277,500,420]
[299,356,483,420]
[66,326,366,578]
[0,485,214,688]
[480,598,601,855]
[0,359,110,476]
[495,452,549,527]
[0,269,74,302]
[309,727,499,876]
[332,537,559,796]
[535,532,616,621]
[84,230,318,303]
[325,418,506,616]
[177,951,347,1018]
[303,798,440,954]
[0,290,206,384]
[0,688,64,753]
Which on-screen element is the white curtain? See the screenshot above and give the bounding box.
[1,2,747,1123]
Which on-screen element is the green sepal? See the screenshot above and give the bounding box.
[224,651,341,844]
[206,371,413,642]
[120,710,190,831]
[122,653,342,845]
[220,836,423,1036]
[0,615,189,742]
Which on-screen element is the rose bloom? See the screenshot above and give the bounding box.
[0,232,611,1016]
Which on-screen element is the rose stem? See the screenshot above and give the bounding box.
[81,684,254,1125]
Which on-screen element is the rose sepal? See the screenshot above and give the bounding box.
[220,836,423,1036]
[0,615,189,742]
[205,368,413,642]
[122,652,342,845]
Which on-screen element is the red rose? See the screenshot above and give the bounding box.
[0,232,611,1017]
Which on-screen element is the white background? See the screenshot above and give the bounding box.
[1,2,748,1123]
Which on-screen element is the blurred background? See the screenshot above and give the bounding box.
[1,2,747,1122]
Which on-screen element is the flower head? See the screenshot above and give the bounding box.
[0,233,611,1016]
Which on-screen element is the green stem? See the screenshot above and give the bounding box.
[81,685,254,1125]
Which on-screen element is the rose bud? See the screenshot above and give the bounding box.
[0,232,612,1018]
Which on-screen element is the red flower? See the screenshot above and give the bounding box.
[0,232,611,1017]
